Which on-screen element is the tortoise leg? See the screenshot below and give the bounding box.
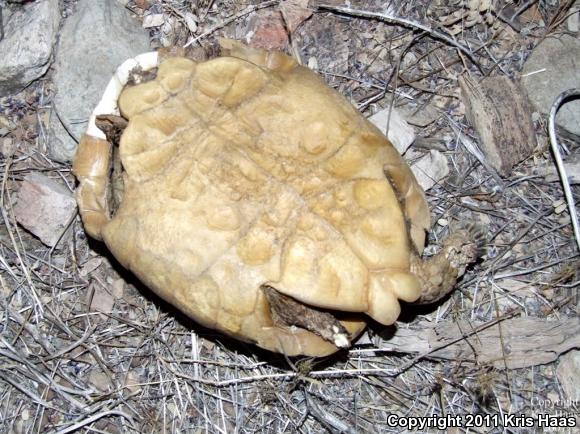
[411,226,485,304]
[72,135,112,241]
[262,286,351,348]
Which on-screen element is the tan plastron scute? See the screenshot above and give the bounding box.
[73,40,481,357]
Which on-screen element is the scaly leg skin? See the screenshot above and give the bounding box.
[262,286,351,348]
[411,226,485,304]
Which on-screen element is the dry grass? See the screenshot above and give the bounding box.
[0,0,578,432]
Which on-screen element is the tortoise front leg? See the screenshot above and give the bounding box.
[72,135,112,241]
[72,52,159,240]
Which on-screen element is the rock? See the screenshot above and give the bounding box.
[369,107,416,154]
[568,2,579,32]
[88,283,115,315]
[13,173,77,247]
[48,0,150,162]
[557,350,580,400]
[410,150,450,191]
[0,0,60,96]
[522,35,580,137]
[134,0,151,10]
[142,13,164,28]
[279,0,312,33]
[460,75,537,177]
[245,10,288,50]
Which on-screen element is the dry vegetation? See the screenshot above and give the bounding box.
[0,0,578,432]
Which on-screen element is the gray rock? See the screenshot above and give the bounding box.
[369,106,416,155]
[522,35,580,137]
[557,350,580,400]
[0,0,60,96]
[410,150,449,191]
[49,0,150,162]
[13,173,77,247]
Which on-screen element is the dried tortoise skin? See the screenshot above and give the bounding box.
[73,40,479,356]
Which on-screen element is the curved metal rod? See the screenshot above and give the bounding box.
[548,88,580,251]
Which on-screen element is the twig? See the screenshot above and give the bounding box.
[548,88,580,251]
[52,410,137,434]
[305,392,358,434]
[0,159,44,317]
[184,0,278,47]
[449,121,505,191]
[494,253,580,279]
[0,370,52,408]
[317,4,483,71]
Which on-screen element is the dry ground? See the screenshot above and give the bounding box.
[0,0,578,433]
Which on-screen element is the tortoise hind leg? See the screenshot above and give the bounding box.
[411,225,485,304]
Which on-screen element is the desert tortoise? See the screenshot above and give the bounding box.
[73,40,480,356]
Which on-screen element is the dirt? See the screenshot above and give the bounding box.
[0,0,578,433]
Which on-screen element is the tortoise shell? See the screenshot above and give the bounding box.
[73,41,431,356]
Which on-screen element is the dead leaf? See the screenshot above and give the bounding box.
[557,350,580,400]
[89,370,110,392]
[112,278,125,299]
[142,13,164,28]
[280,0,313,33]
[368,106,416,154]
[1,137,16,158]
[535,152,580,185]
[79,257,104,277]
[124,371,142,394]
[89,283,115,315]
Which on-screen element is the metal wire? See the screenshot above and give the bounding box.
[548,88,580,251]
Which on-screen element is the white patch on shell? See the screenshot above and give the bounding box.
[87,51,159,138]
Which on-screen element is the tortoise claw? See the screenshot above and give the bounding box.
[412,224,486,304]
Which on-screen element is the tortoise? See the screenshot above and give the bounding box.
[73,40,481,356]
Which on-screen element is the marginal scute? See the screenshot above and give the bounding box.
[177,275,221,328]
[318,244,369,308]
[344,228,401,269]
